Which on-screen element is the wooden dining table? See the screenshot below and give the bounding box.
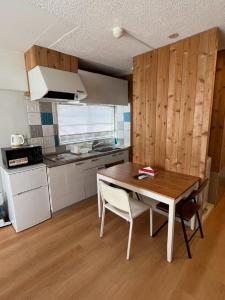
[97,162,200,263]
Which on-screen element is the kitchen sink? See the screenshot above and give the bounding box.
[45,153,78,162]
[93,146,115,152]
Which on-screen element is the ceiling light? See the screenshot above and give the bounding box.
[112,26,153,49]
[112,26,124,39]
[168,33,179,39]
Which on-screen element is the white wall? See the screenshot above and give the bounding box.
[0,91,29,193]
[0,49,28,91]
[0,49,29,193]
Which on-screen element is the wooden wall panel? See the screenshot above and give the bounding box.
[145,51,157,166]
[209,50,225,172]
[166,41,183,172]
[133,28,218,178]
[24,45,78,96]
[132,55,142,163]
[24,45,78,73]
[199,29,218,176]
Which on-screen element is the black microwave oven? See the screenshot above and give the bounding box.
[1,146,43,169]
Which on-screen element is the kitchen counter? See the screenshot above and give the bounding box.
[44,146,130,168]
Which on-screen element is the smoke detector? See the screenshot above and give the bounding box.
[112,26,124,39]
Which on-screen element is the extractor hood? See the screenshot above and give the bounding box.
[28,66,87,102]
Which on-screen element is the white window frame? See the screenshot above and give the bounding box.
[57,104,115,145]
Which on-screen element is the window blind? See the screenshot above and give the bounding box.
[57,104,115,144]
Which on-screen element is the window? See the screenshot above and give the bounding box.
[57,104,115,144]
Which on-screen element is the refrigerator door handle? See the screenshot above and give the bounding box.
[16,185,47,196]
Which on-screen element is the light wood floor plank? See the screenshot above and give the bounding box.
[0,194,225,300]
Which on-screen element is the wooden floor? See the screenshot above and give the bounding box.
[1,192,225,300]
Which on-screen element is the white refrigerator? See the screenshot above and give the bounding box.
[1,164,51,232]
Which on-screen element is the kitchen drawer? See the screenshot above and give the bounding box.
[13,186,51,232]
[88,156,106,168]
[10,166,48,195]
[110,151,128,163]
[72,160,91,173]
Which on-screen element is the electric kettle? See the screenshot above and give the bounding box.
[11,134,25,147]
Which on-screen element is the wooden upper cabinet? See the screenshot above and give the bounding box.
[24,45,78,73]
[24,45,78,95]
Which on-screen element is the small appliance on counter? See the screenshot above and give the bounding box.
[69,142,92,155]
[1,145,43,169]
[10,134,25,147]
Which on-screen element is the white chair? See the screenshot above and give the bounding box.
[99,181,153,260]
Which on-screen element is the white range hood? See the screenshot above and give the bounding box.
[78,69,128,106]
[28,66,87,102]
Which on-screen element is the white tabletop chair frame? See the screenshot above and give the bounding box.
[99,180,152,260]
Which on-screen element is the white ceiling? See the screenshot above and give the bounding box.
[0,0,225,75]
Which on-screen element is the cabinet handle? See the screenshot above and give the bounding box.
[17,186,46,195]
[75,162,85,166]
[97,166,105,170]
[91,158,99,162]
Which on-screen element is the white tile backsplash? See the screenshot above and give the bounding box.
[53,112,58,124]
[28,112,41,125]
[52,103,57,113]
[115,104,130,146]
[30,137,44,147]
[43,146,56,154]
[26,100,40,113]
[43,136,55,148]
[42,125,54,136]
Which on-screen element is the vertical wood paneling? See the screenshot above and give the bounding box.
[178,35,199,175]
[190,32,208,176]
[139,55,146,165]
[145,51,157,165]
[132,55,142,163]
[133,28,218,178]
[208,50,225,172]
[155,46,170,168]
[166,41,183,171]
[199,29,218,177]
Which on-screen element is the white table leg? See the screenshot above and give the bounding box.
[167,202,176,263]
[97,175,102,218]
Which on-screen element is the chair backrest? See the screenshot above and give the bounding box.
[192,178,209,197]
[99,181,131,213]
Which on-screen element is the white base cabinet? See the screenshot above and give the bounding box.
[47,160,89,212]
[47,150,129,213]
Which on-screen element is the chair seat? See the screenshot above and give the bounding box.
[156,200,201,221]
[129,197,150,218]
[105,197,149,221]
[140,196,159,208]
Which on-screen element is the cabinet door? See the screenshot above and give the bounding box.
[48,162,87,213]
[13,186,51,232]
[84,167,98,199]
[10,166,48,195]
[79,70,128,105]
[84,165,104,198]
[110,151,129,163]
